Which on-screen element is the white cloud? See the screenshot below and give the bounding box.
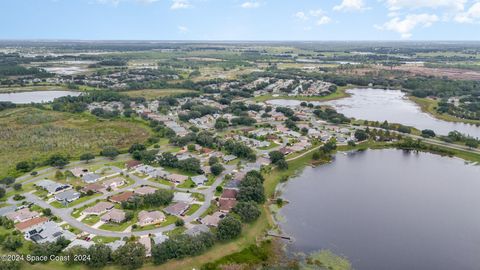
[384,0,467,11]
[455,2,480,23]
[136,0,159,3]
[178,25,189,33]
[333,0,367,12]
[96,0,159,5]
[171,0,191,10]
[241,1,260,8]
[317,16,332,25]
[294,9,332,26]
[376,13,439,38]
[294,11,309,21]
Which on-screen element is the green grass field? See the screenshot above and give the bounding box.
[124,88,197,100]
[253,85,352,103]
[0,107,152,179]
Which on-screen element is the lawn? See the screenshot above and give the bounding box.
[99,219,136,232]
[258,141,280,150]
[124,88,197,100]
[177,178,196,188]
[82,215,100,226]
[185,204,201,216]
[0,107,152,179]
[50,194,101,209]
[253,85,352,103]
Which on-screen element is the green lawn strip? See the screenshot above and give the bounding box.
[177,178,196,189]
[160,215,178,227]
[99,218,136,232]
[185,204,201,216]
[409,96,480,125]
[204,175,216,186]
[81,215,101,226]
[258,141,280,150]
[92,236,120,244]
[191,192,205,202]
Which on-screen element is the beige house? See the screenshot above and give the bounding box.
[137,210,165,227]
[101,209,126,223]
[6,208,39,223]
[83,202,114,216]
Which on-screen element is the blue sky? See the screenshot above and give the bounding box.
[1,0,479,40]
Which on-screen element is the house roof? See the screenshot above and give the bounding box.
[82,183,103,193]
[82,173,101,183]
[36,180,70,194]
[65,239,95,250]
[102,177,125,187]
[173,192,194,203]
[125,160,142,169]
[134,186,157,195]
[6,208,39,222]
[101,209,126,223]
[138,210,165,224]
[164,202,189,216]
[221,189,238,200]
[15,217,48,232]
[191,175,208,185]
[219,198,237,212]
[185,224,209,237]
[83,202,114,215]
[201,211,224,227]
[55,190,80,202]
[109,191,134,203]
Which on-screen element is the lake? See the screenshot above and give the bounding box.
[267,88,480,138]
[0,91,81,104]
[279,149,480,270]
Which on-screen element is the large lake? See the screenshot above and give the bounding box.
[279,149,480,270]
[267,88,480,138]
[0,91,81,104]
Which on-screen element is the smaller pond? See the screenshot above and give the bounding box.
[0,91,81,104]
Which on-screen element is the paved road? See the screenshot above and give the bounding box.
[19,164,235,237]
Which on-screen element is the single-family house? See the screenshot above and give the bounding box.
[138,210,165,226]
[36,180,71,195]
[219,198,237,212]
[82,173,102,184]
[83,202,114,216]
[109,191,134,203]
[166,174,188,184]
[152,233,168,245]
[185,224,210,237]
[6,208,39,223]
[163,202,190,216]
[70,167,89,178]
[223,155,238,163]
[102,177,125,190]
[191,175,208,186]
[201,212,225,227]
[65,239,95,250]
[221,189,238,200]
[107,240,126,251]
[55,190,80,203]
[125,160,142,170]
[81,183,104,194]
[138,237,152,257]
[101,209,126,223]
[173,192,195,204]
[134,186,157,196]
[25,221,76,243]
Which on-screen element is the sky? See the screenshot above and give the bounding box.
[1,0,479,40]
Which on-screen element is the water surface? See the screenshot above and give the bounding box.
[0,91,81,104]
[279,149,480,270]
[267,88,480,138]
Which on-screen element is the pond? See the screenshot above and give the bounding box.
[267,88,480,138]
[279,149,480,270]
[0,90,81,104]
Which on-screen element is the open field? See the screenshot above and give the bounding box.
[124,88,197,100]
[0,107,151,178]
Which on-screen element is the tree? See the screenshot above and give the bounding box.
[16,161,34,172]
[421,129,436,138]
[13,183,22,191]
[47,154,69,168]
[1,176,15,186]
[177,158,202,174]
[152,233,215,264]
[158,152,178,168]
[129,143,146,154]
[0,187,5,198]
[232,201,261,223]
[269,151,285,164]
[277,159,289,170]
[354,129,369,141]
[465,139,479,149]
[43,208,52,216]
[210,163,225,176]
[3,235,23,251]
[86,244,112,268]
[101,147,120,160]
[217,216,242,241]
[209,156,219,166]
[80,153,95,163]
[113,242,145,270]
[175,219,185,227]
